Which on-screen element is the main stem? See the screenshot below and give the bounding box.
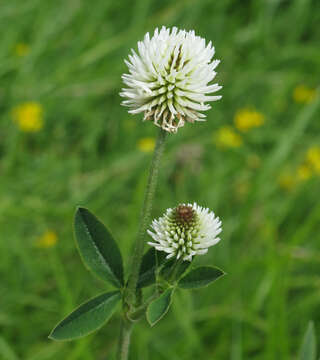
[117,128,167,360]
[117,319,133,360]
[126,128,167,304]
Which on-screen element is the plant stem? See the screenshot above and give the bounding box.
[116,319,133,360]
[168,257,184,283]
[126,128,167,305]
[117,128,167,359]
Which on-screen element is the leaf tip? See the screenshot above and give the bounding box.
[146,310,161,327]
[75,206,88,216]
[48,328,59,341]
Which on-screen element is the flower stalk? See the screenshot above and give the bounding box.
[126,128,167,306]
[118,128,167,359]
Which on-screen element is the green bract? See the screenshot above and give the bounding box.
[146,288,174,327]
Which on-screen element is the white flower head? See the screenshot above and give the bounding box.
[147,203,222,261]
[120,26,222,133]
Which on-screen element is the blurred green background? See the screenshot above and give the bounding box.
[1,0,320,359]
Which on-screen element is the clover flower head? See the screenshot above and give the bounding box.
[147,203,222,261]
[120,26,222,133]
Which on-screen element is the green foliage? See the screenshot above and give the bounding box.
[49,291,121,341]
[74,207,124,288]
[159,258,192,283]
[178,266,225,289]
[146,288,174,327]
[299,321,317,360]
[138,248,166,288]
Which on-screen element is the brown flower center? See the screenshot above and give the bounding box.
[174,205,195,227]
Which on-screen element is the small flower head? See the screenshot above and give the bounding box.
[213,126,242,148]
[12,102,43,132]
[234,108,265,132]
[120,26,222,133]
[35,231,58,248]
[306,146,320,174]
[137,137,156,153]
[147,203,222,261]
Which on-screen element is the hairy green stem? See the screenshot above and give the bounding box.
[126,128,167,305]
[116,319,133,360]
[117,128,167,359]
[169,257,184,283]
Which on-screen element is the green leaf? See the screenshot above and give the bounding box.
[74,207,124,287]
[138,248,166,288]
[146,288,173,327]
[49,291,121,341]
[160,259,192,282]
[299,321,316,360]
[178,266,225,289]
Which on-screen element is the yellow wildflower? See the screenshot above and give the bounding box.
[213,126,242,148]
[234,108,265,132]
[137,137,155,153]
[296,164,312,182]
[12,102,43,132]
[278,172,296,191]
[293,85,317,104]
[306,146,320,174]
[14,43,30,57]
[36,231,58,248]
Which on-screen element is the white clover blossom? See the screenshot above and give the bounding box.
[120,27,222,133]
[147,203,222,261]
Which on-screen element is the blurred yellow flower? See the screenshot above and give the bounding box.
[278,172,296,191]
[213,126,242,148]
[247,154,261,169]
[296,164,312,182]
[12,102,43,132]
[293,85,317,104]
[137,137,155,153]
[36,231,58,248]
[234,108,265,132]
[14,43,30,57]
[306,146,320,174]
[234,179,250,201]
